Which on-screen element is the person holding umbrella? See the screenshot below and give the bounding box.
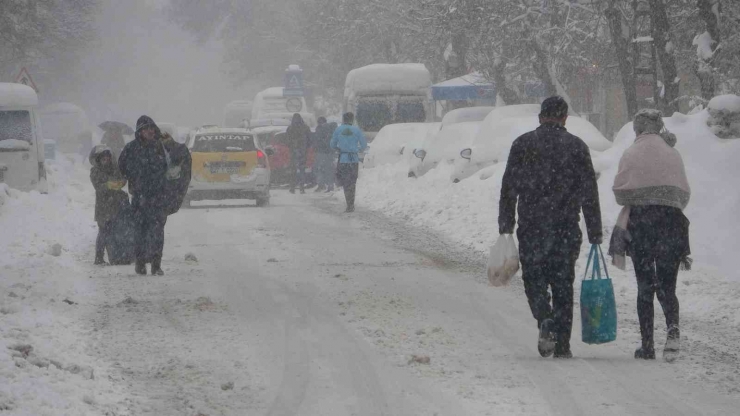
[100,121,134,160]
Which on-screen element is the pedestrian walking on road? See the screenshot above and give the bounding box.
[610,109,691,361]
[313,117,338,192]
[286,113,311,194]
[499,96,603,359]
[331,112,367,213]
[89,145,128,265]
[118,116,170,276]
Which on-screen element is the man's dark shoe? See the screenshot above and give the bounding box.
[289,189,295,194]
[345,205,355,213]
[94,258,106,266]
[314,185,325,193]
[151,268,164,276]
[325,187,334,193]
[538,319,556,358]
[135,262,147,275]
[300,189,306,194]
[552,349,573,358]
[634,347,656,360]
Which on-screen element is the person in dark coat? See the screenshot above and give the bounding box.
[499,96,603,359]
[312,117,338,192]
[89,145,128,265]
[118,115,169,276]
[610,109,691,361]
[285,113,311,194]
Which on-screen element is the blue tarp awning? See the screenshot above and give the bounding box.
[431,73,496,101]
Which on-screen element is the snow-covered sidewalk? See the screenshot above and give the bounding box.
[0,158,131,415]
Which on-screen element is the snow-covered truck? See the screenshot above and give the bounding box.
[343,63,434,140]
[251,87,316,129]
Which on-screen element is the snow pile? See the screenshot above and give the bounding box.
[0,139,31,150]
[706,94,740,139]
[344,64,432,99]
[360,108,740,278]
[440,106,494,128]
[410,121,481,177]
[0,156,129,414]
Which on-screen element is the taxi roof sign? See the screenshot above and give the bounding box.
[15,67,38,93]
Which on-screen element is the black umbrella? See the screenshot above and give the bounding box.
[98,121,134,135]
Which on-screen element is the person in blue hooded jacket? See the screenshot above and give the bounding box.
[330,112,367,212]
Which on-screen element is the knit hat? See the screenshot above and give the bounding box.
[633,109,664,135]
[540,96,569,118]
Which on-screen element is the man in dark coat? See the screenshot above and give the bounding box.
[498,96,603,359]
[89,145,128,265]
[118,115,169,276]
[285,113,311,194]
[312,117,338,192]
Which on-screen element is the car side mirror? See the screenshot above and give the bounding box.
[413,149,426,160]
[460,148,472,160]
[265,147,275,157]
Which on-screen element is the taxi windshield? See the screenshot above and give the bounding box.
[192,134,256,152]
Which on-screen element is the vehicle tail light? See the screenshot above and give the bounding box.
[257,150,267,168]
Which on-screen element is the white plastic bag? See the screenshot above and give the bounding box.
[487,234,520,287]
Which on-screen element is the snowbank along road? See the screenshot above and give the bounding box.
[1,159,739,415]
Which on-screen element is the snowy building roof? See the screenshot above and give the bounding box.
[432,73,495,101]
[0,83,38,107]
[344,64,431,99]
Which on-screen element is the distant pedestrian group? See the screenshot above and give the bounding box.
[285,111,366,212]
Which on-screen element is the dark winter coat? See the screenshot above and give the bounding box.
[89,146,129,224]
[313,122,337,154]
[499,123,603,248]
[286,122,311,164]
[118,116,168,210]
[161,137,192,215]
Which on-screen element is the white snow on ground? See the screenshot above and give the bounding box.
[354,109,740,394]
[0,157,130,415]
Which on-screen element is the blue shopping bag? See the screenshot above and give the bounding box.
[580,244,618,344]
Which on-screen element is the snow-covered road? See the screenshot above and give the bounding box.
[83,191,739,416]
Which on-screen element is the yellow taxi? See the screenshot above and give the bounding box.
[185,127,271,206]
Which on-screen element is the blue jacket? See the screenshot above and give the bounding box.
[330,124,367,163]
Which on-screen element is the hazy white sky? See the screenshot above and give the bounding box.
[75,0,252,128]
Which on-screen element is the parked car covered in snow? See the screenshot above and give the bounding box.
[409,121,482,178]
[451,104,612,182]
[0,83,47,193]
[363,122,441,169]
[440,106,495,128]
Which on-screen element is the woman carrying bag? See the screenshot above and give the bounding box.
[610,109,691,361]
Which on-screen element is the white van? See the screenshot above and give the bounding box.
[0,83,46,192]
[251,87,316,129]
[343,63,433,140]
[223,100,252,128]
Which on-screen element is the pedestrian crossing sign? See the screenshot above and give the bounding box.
[15,67,38,92]
[283,65,304,97]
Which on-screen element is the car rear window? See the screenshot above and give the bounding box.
[0,111,33,143]
[192,134,256,152]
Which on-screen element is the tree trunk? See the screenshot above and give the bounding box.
[696,0,721,100]
[648,0,680,114]
[528,38,557,97]
[605,1,638,117]
[491,57,521,105]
